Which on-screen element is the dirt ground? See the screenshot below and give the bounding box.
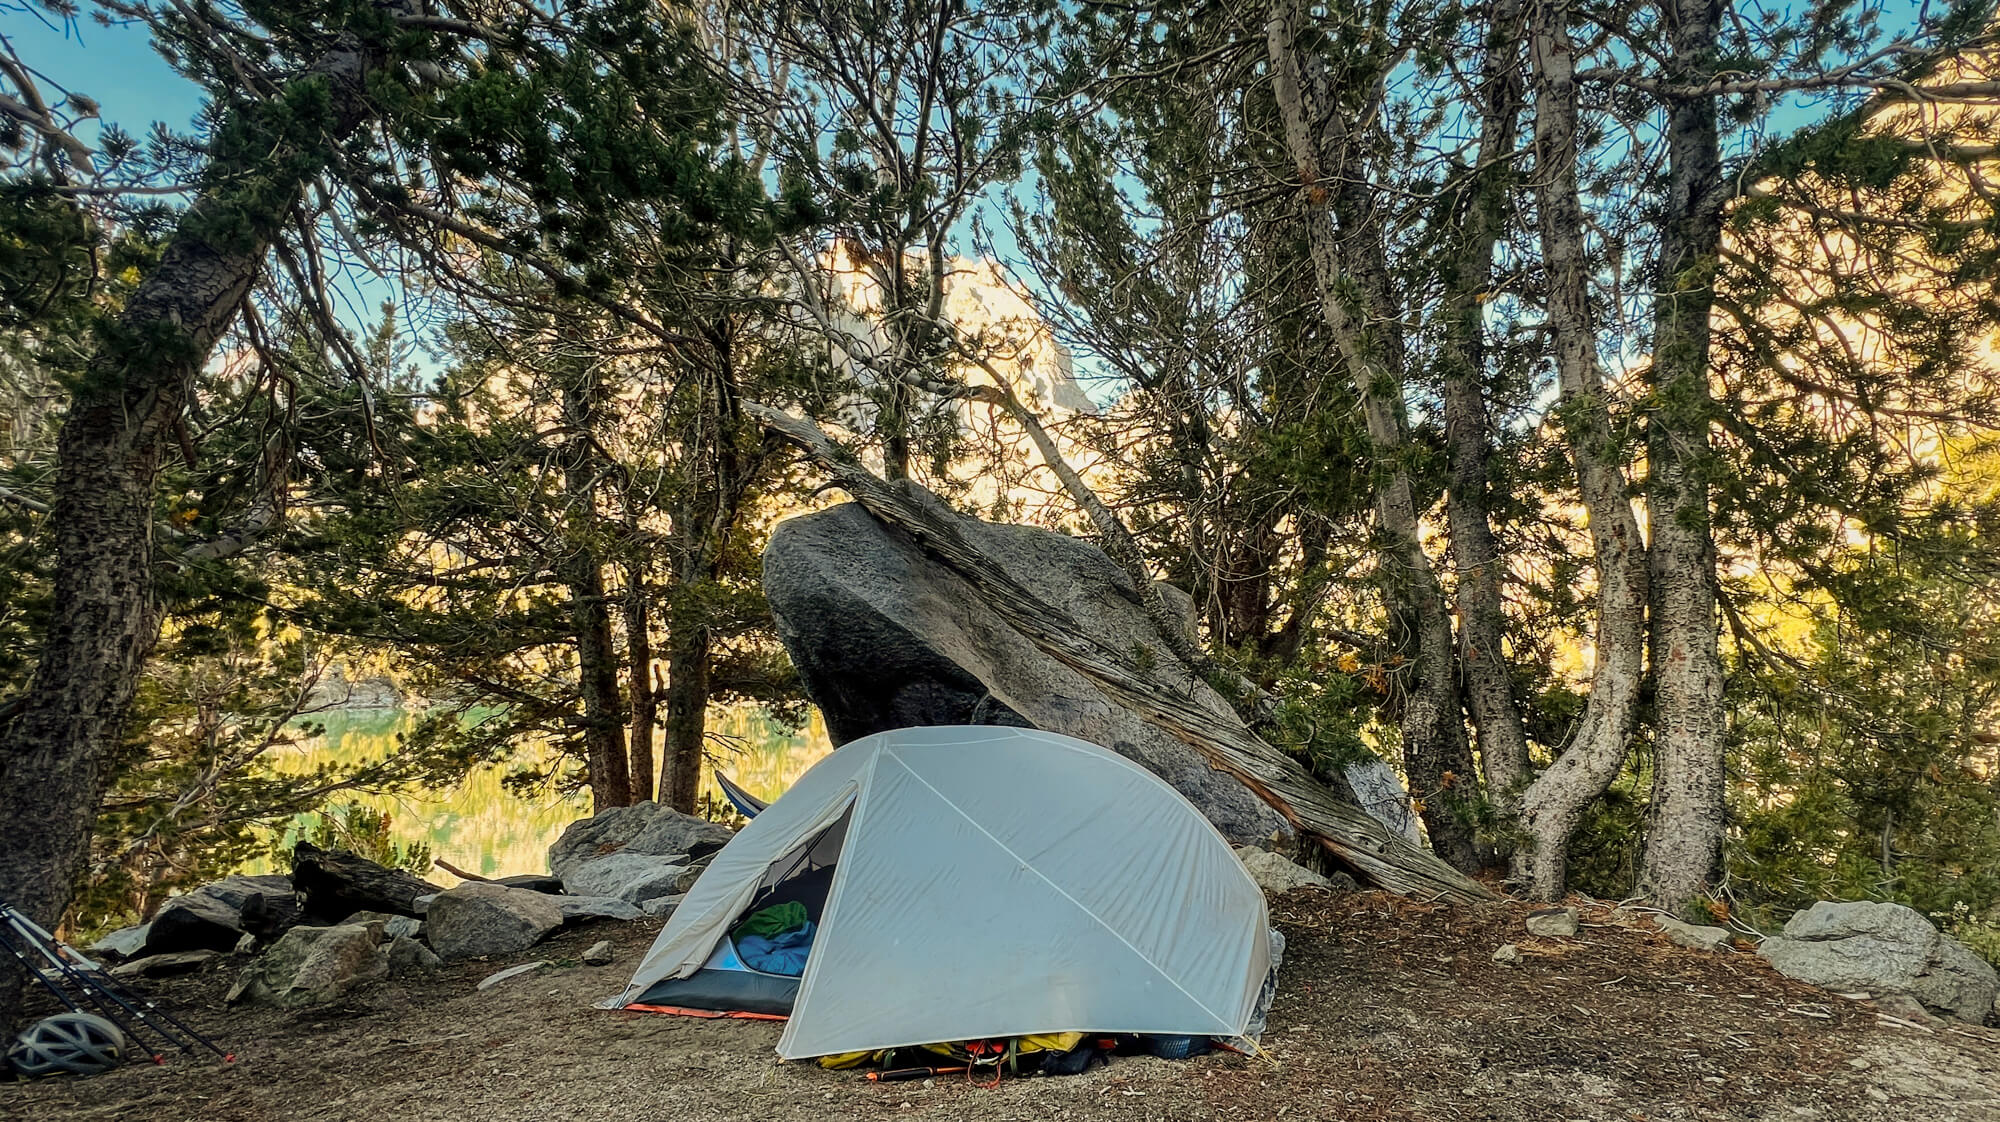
[5,892,1997,1122]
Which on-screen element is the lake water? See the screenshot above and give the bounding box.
[254,707,831,884]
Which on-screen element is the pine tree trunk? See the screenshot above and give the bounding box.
[1264,0,1484,872]
[0,31,392,1029]
[1639,0,1729,910]
[623,561,658,803]
[660,620,711,813]
[1442,0,1531,815]
[1514,0,1653,899]
[562,383,631,811]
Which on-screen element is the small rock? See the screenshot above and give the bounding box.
[110,949,222,978]
[385,934,443,974]
[640,894,684,918]
[340,910,421,941]
[477,961,552,991]
[412,893,438,916]
[1846,1058,1871,1071]
[557,895,643,924]
[582,940,614,966]
[88,924,151,961]
[1233,847,1337,896]
[234,932,257,955]
[1654,915,1731,951]
[1525,907,1580,938]
[1492,943,1522,965]
[1865,1087,1890,1104]
[426,882,565,962]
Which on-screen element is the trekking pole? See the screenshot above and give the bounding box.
[866,1065,968,1082]
[0,908,169,1061]
[0,901,232,1061]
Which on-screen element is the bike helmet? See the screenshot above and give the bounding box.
[6,1012,129,1078]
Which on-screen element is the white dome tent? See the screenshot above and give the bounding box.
[610,726,1273,1060]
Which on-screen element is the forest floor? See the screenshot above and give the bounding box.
[5,891,1997,1122]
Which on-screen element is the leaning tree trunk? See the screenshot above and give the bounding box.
[1441,0,1532,814]
[1639,0,1730,910]
[0,30,394,1028]
[746,402,1496,904]
[1515,0,1653,899]
[1264,0,1484,873]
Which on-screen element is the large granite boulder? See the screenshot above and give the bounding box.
[145,874,297,955]
[763,492,1297,845]
[548,802,733,881]
[560,853,690,906]
[1758,900,1999,1023]
[425,882,564,962]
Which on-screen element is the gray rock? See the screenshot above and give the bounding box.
[1234,846,1336,895]
[425,882,565,962]
[412,893,438,916]
[227,924,387,1007]
[763,493,1294,846]
[88,924,151,961]
[582,940,615,966]
[110,949,223,978]
[478,961,551,991]
[145,875,296,955]
[561,852,690,905]
[340,910,422,941]
[1655,916,1732,951]
[670,862,709,895]
[385,934,443,974]
[1492,943,1521,965]
[1758,900,1999,1023]
[640,894,684,918]
[1525,907,1580,938]
[556,895,643,923]
[547,802,732,880]
[1873,993,1943,1026]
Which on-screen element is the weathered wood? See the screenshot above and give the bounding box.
[292,842,443,921]
[745,402,1496,904]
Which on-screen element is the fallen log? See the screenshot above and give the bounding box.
[292,841,443,921]
[745,402,1495,904]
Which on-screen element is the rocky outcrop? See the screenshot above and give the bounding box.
[547,802,732,881]
[145,874,297,954]
[764,496,1293,846]
[227,924,389,1007]
[425,883,564,962]
[1758,901,1999,1023]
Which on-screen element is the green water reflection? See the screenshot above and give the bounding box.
[250,707,830,884]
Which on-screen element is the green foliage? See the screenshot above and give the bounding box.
[273,803,433,877]
[1935,902,2000,970]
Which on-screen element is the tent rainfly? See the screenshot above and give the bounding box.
[611,726,1273,1059]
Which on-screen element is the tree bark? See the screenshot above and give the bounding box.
[622,560,658,803]
[1639,0,1730,910]
[746,401,1497,904]
[1264,0,1484,872]
[1441,0,1532,815]
[562,382,631,811]
[659,614,711,814]
[1515,0,1653,899]
[0,31,392,1028]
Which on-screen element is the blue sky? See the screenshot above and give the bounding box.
[7,8,205,142]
